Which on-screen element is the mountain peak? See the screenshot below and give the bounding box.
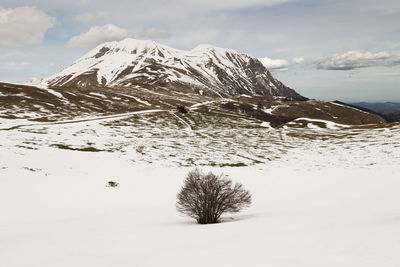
[191,44,245,61]
[192,43,236,52]
[84,38,167,58]
[99,38,158,49]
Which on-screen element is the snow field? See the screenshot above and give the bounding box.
[1,112,399,266]
[1,147,399,267]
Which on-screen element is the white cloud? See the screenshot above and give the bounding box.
[1,61,31,68]
[0,51,35,59]
[79,0,90,5]
[66,24,131,49]
[168,28,220,47]
[141,28,171,39]
[76,11,109,23]
[169,27,251,49]
[258,57,291,72]
[116,0,295,21]
[388,58,400,66]
[292,57,306,64]
[258,57,305,73]
[259,51,400,73]
[313,50,392,70]
[184,0,294,10]
[386,51,400,66]
[0,6,56,46]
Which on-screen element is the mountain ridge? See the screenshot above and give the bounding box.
[40,38,307,100]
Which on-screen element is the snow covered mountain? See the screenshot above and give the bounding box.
[42,38,306,100]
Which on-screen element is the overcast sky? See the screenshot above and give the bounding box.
[1,0,399,102]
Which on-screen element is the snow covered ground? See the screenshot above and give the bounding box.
[1,116,400,266]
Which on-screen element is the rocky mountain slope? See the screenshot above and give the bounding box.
[40,38,306,100]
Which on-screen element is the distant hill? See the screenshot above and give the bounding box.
[349,102,400,114]
[383,112,400,122]
[340,101,400,123]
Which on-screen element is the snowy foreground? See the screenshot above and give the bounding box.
[1,119,400,266]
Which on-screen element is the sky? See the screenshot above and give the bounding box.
[0,0,399,102]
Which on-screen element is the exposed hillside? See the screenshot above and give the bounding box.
[0,82,385,129]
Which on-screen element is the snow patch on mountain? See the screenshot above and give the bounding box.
[41,38,306,100]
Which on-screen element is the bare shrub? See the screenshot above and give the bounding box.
[106,181,119,187]
[176,169,252,224]
[176,105,188,114]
